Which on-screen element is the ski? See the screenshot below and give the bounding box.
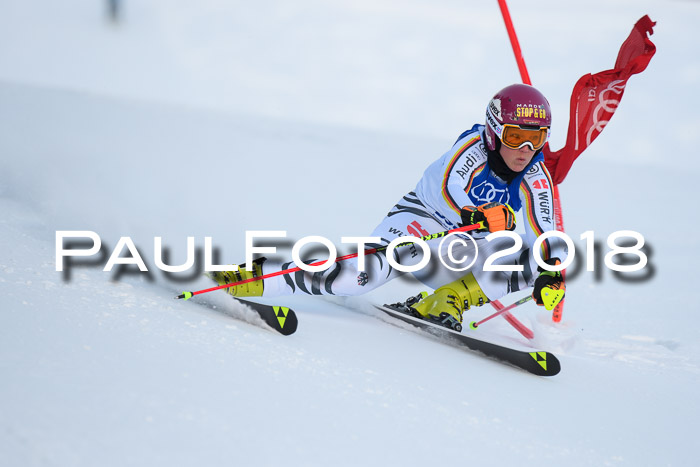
[232,297,298,336]
[178,289,298,336]
[376,304,560,376]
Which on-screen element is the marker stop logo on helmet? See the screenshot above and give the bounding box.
[485,84,552,151]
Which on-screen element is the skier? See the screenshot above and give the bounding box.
[211,84,566,331]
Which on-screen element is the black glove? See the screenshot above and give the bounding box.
[460,202,516,232]
[532,257,565,310]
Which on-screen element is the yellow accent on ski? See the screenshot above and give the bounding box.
[529,351,548,371]
[273,306,289,329]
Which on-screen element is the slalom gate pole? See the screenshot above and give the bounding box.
[502,311,534,340]
[496,0,532,85]
[497,0,567,323]
[176,222,485,300]
[469,295,533,330]
[491,298,534,339]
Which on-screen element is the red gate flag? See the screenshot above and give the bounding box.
[543,15,657,185]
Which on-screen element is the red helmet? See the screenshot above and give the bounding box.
[484,84,552,152]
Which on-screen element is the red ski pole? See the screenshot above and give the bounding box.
[502,311,534,340]
[491,298,534,339]
[469,295,533,330]
[176,222,486,300]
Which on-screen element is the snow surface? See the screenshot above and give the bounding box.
[1,1,700,466]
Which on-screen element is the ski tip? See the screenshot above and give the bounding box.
[528,351,562,376]
[271,306,298,335]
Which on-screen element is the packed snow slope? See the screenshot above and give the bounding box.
[1,1,700,466]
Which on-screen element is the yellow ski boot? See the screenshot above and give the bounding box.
[207,258,265,297]
[405,272,489,332]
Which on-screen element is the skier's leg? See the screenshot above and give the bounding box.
[405,271,490,331]
[396,234,534,329]
[213,193,446,297]
[469,233,536,300]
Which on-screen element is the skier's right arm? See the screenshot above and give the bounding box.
[417,129,497,229]
[430,134,489,227]
[460,203,516,232]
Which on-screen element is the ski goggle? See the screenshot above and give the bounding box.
[500,124,549,150]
